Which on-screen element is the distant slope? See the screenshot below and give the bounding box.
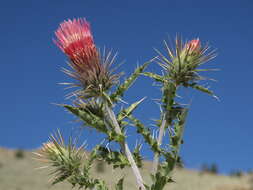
[0,148,251,190]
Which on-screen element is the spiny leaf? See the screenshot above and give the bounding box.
[165,106,184,126]
[63,105,107,133]
[150,171,169,190]
[115,177,124,190]
[142,72,165,83]
[133,143,143,168]
[110,62,150,102]
[127,115,162,154]
[189,84,218,100]
[117,97,146,122]
[96,146,130,169]
[149,154,175,189]
[170,109,188,160]
[107,131,126,143]
[95,181,109,190]
[65,105,126,143]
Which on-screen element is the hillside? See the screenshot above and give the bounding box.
[0,148,251,190]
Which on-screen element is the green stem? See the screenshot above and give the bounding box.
[152,82,177,175]
[152,113,166,174]
[171,109,188,165]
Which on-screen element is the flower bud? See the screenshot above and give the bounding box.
[155,37,216,87]
[186,38,201,53]
[41,142,61,156]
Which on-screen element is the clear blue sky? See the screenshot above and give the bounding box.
[1,0,252,174]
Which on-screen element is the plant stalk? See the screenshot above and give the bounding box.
[152,82,177,175]
[105,104,146,190]
[152,113,167,174]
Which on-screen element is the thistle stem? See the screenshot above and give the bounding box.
[152,82,177,175]
[152,113,167,174]
[105,104,146,190]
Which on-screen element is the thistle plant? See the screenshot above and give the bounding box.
[36,18,218,190]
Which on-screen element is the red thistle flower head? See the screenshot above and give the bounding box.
[54,18,95,59]
[186,38,201,53]
[54,18,119,99]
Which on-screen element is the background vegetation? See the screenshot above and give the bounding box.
[0,148,251,190]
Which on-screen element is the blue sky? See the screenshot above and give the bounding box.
[1,0,252,174]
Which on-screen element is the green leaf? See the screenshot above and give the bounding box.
[107,131,125,143]
[63,105,107,133]
[133,143,143,168]
[142,72,165,83]
[115,177,124,190]
[165,106,184,127]
[161,152,176,175]
[150,171,168,190]
[169,109,188,163]
[95,181,109,190]
[117,97,146,122]
[96,146,130,169]
[110,62,150,102]
[189,84,218,99]
[149,154,175,190]
[127,115,162,154]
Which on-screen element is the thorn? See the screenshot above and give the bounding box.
[35,166,50,170]
[119,98,129,104]
[106,143,110,152]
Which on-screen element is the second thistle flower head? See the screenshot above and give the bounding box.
[54,18,119,99]
[186,38,201,54]
[155,37,216,87]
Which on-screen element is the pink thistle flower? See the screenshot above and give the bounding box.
[54,18,95,59]
[54,18,119,99]
[186,38,201,53]
[54,18,100,74]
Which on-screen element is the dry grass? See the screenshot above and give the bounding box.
[214,185,252,190]
[0,148,251,190]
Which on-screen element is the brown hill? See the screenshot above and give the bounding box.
[0,148,251,190]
